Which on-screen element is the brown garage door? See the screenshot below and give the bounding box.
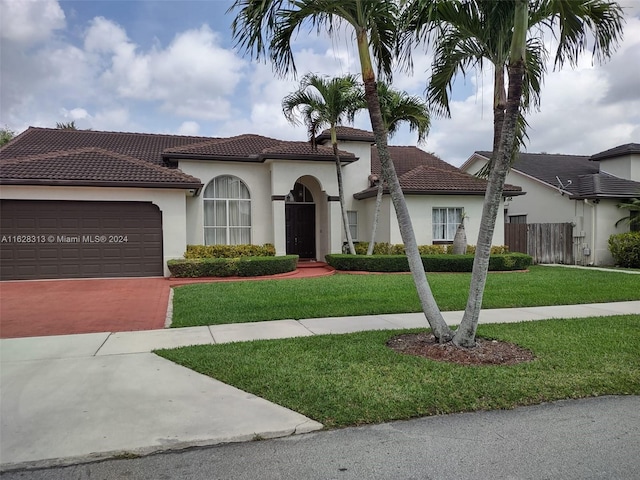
[0,200,163,280]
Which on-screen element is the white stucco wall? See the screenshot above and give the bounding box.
[359,194,504,248]
[598,154,640,182]
[0,185,188,276]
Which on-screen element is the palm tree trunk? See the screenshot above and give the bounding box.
[356,28,452,341]
[454,0,528,347]
[366,180,384,255]
[333,141,356,254]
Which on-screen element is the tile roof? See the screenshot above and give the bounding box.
[1,127,210,167]
[165,134,355,162]
[474,150,640,198]
[0,147,202,189]
[475,150,596,196]
[590,143,640,161]
[316,126,376,143]
[355,146,523,198]
[0,127,356,188]
[573,173,640,199]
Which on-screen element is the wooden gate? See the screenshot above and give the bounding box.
[504,223,574,264]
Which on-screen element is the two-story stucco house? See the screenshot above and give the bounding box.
[461,143,640,265]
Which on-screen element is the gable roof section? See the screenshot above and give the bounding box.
[475,150,596,196]
[164,134,356,163]
[1,127,357,189]
[0,147,202,189]
[590,143,640,161]
[573,173,640,199]
[472,150,640,199]
[1,127,210,167]
[355,146,523,199]
[316,126,376,144]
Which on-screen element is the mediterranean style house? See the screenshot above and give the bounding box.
[0,126,522,281]
[461,143,640,265]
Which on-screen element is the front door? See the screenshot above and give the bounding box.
[286,204,316,259]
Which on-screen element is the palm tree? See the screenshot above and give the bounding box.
[230,0,454,341]
[367,82,431,255]
[403,0,624,347]
[282,73,364,255]
[615,198,640,230]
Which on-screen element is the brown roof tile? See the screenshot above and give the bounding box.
[316,126,376,143]
[165,133,355,162]
[1,127,211,166]
[1,147,202,188]
[355,146,522,198]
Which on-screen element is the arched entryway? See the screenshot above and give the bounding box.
[285,181,316,259]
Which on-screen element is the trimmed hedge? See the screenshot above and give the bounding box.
[184,244,276,259]
[608,232,640,268]
[353,242,509,255]
[168,255,298,278]
[325,253,532,273]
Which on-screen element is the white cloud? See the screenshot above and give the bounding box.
[0,0,65,46]
[177,121,201,136]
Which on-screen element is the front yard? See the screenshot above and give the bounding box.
[170,265,640,327]
[157,315,640,428]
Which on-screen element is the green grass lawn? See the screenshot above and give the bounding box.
[171,265,640,327]
[157,315,640,428]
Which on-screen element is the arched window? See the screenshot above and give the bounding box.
[203,175,251,245]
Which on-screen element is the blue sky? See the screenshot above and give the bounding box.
[1,0,639,166]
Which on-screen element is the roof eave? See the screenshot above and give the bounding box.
[0,179,204,191]
[354,188,525,200]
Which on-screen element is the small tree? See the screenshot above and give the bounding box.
[282,73,365,255]
[615,198,640,231]
[367,82,431,255]
[0,127,15,147]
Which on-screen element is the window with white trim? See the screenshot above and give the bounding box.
[347,211,358,240]
[203,175,251,245]
[432,207,463,242]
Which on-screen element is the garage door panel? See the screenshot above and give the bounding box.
[0,200,164,280]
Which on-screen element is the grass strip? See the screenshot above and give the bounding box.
[171,266,640,327]
[157,315,640,429]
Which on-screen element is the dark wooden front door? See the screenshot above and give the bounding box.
[285,204,316,259]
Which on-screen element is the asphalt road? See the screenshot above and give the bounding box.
[3,396,639,480]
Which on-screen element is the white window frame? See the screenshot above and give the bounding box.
[347,210,358,241]
[432,207,463,242]
[203,175,251,245]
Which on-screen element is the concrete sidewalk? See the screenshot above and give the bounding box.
[1,301,639,470]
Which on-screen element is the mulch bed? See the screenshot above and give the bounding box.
[387,332,535,366]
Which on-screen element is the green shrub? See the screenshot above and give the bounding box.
[418,244,447,255]
[608,232,640,268]
[184,244,276,259]
[351,243,508,256]
[325,253,531,273]
[168,255,298,278]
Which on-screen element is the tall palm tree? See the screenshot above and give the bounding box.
[282,73,364,255]
[402,0,624,346]
[230,0,454,341]
[367,82,431,255]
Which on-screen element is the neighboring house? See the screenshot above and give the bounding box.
[0,126,521,281]
[461,143,640,266]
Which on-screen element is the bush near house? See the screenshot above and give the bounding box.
[353,242,509,255]
[608,232,640,268]
[184,244,276,258]
[326,253,531,272]
[168,255,298,278]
